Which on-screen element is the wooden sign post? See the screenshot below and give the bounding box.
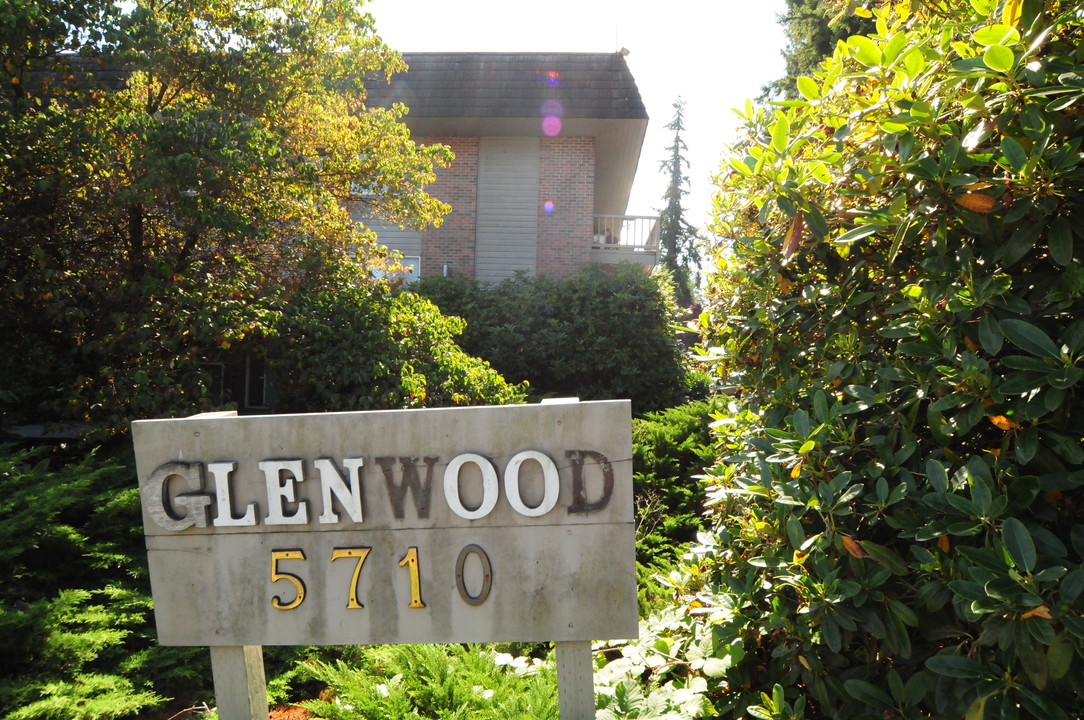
[132,401,637,720]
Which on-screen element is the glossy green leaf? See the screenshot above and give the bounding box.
[1045,430,1084,464]
[925,653,996,679]
[1048,365,1084,390]
[1047,633,1074,681]
[728,156,754,176]
[901,51,925,81]
[796,76,821,101]
[978,314,1003,354]
[1001,136,1028,172]
[844,679,894,708]
[999,224,1043,266]
[859,540,909,575]
[701,656,732,678]
[1002,517,1036,571]
[973,24,1020,46]
[792,408,811,436]
[1060,567,1084,604]
[1065,615,1084,640]
[1002,354,1051,371]
[1001,319,1061,359]
[821,613,841,652]
[771,113,790,154]
[804,204,829,239]
[835,224,882,244]
[1016,425,1038,464]
[848,35,883,66]
[1048,215,1074,266]
[884,32,908,64]
[926,460,949,492]
[785,516,806,550]
[983,44,1015,72]
[946,494,979,516]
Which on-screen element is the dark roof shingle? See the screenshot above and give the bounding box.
[365,52,647,120]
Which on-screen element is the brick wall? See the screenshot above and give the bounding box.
[417,135,596,279]
[537,137,594,277]
[420,137,478,278]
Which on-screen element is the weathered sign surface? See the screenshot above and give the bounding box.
[131,401,637,647]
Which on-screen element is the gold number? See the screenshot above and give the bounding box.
[270,549,306,610]
[330,547,371,609]
[398,546,426,608]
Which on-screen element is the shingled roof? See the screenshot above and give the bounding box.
[364,52,649,215]
[365,52,648,120]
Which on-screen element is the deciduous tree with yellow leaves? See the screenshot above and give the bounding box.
[0,0,500,435]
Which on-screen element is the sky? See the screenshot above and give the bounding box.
[365,0,787,230]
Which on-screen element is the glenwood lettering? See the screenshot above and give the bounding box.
[143,448,615,532]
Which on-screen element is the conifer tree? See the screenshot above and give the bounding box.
[762,0,874,99]
[657,98,700,308]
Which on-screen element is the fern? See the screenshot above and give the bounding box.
[301,644,558,720]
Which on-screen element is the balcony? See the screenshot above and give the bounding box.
[592,215,658,267]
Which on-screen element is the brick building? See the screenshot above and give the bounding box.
[360,52,658,282]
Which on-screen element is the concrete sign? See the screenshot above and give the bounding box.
[131,401,637,647]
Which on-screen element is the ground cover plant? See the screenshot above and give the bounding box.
[299,644,558,720]
[607,1,1084,718]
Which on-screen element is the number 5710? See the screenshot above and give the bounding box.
[269,544,492,611]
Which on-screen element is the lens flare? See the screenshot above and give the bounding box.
[542,115,562,137]
[535,69,561,86]
[541,99,563,117]
[540,100,563,137]
[543,200,555,213]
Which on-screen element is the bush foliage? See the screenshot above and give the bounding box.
[610,2,1084,719]
[632,400,717,565]
[0,444,209,720]
[413,264,699,414]
[269,277,526,412]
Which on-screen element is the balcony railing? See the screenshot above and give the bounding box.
[592,215,659,252]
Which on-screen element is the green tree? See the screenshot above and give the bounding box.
[762,0,874,99]
[0,0,454,434]
[607,1,1084,718]
[657,98,701,307]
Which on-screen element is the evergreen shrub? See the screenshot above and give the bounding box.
[608,2,1084,718]
[413,264,698,414]
[268,280,526,412]
[0,444,207,720]
[632,400,717,565]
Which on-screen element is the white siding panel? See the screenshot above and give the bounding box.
[475,137,539,282]
[370,223,423,258]
[349,203,423,259]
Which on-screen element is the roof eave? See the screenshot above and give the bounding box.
[403,115,647,216]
